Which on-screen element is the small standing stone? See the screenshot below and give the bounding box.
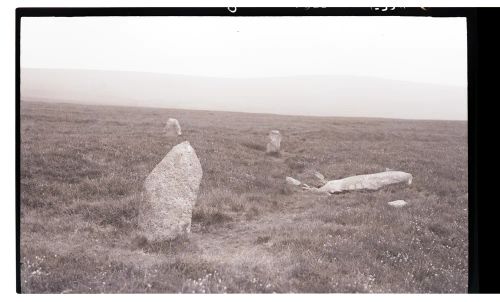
[266,130,281,154]
[165,118,182,136]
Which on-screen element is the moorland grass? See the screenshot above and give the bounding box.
[20,101,468,293]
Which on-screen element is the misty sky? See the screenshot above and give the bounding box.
[21,16,468,119]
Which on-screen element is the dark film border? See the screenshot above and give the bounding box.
[15,7,478,294]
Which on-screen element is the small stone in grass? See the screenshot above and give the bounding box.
[286,177,301,186]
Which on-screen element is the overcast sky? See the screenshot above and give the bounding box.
[21,16,468,119]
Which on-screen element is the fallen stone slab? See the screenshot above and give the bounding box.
[314,171,412,194]
[290,171,412,195]
[388,200,408,207]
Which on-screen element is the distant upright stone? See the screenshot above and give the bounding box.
[139,141,202,241]
[266,130,281,154]
[388,200,408,208]
[166,118,182,136]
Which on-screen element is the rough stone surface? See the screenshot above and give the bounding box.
[266,130,281,154]
[166,118,182,136]
[314,172,326,182]
[300,170,327,188]
[311,171,412,194]
[388,200,408,207]
[286,176,301,186]
[139,141,202,241]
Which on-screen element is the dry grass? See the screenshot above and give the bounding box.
[20,101,468,293]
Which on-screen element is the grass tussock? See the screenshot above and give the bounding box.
[240,141,266,152]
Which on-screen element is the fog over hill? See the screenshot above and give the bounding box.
[21,68,467,120]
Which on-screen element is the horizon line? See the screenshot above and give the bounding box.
[21,97,468,122]
[20,67,468,88]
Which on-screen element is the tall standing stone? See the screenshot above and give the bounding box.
[266,130,282,154]
[139,141,202,241]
